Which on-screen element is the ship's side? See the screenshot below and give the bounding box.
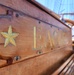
[0,0,73,75]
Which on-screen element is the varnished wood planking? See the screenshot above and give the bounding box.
[0,0,70,29]
[0,49,72,75]
[0,0,72,75]
[0,16,72,61]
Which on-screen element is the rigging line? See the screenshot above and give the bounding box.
[58,0,62,14]
[0,3,67,32]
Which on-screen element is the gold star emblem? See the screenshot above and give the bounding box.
[1,26,19,47]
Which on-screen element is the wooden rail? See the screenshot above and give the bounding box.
[52,54,74,75]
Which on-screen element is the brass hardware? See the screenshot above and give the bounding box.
[34,26,37,49]
[48,32,52,47]
[33,26,43,50]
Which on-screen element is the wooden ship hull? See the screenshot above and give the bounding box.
[0,0,73,75]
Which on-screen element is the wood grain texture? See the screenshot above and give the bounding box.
[0,49,72,75]
[52,54,74,75]
[0,0,72,75]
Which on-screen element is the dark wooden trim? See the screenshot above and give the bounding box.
[0,3,67,31]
